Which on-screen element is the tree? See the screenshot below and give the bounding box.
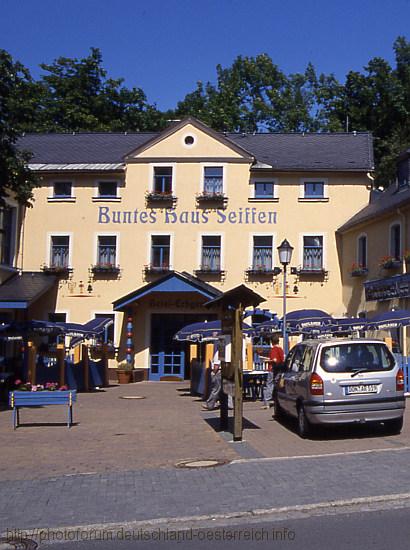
[0,49,38,205]
[29,48,165,132]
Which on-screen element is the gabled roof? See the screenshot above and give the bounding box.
[123,117,254,161]
[113,271,222,311]
[17,118,374,172]
[0,272,56,309]
[338,184,410,233]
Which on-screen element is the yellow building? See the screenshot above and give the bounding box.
[339,148,410,321]
[8,117,374,379]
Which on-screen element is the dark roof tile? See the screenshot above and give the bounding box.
[17,127,374,171]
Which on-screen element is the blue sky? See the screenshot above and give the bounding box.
[2,0,409,110]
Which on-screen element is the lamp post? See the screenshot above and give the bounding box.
[277,239,294,355]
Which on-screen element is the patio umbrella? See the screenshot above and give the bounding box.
[0,319,64,336]
[174,320,253,342]
[366,309,410,330]
[251,317,281,335]
[330,317,367,333]
[285,309,333,332]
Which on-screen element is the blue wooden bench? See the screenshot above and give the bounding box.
[9,390,77,429]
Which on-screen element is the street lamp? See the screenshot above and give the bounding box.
[277,239,294,355]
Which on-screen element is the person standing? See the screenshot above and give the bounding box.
[262,334,284,409]
[202,352,222,411]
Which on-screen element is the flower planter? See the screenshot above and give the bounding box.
[117,370,133,384]
[351,269,368,277]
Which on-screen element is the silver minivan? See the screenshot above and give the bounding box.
[273,338,405,438]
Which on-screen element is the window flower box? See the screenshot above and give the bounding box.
[145,192,177,206]
[196,193,227,206]
[297,267,328,276]
[144,264,171,274]
[246,266,275,275]
[379,256,401,269]
[41,264,72,275]
[350,263,368,277]
[91,264,120,274]
[194,266,225,275]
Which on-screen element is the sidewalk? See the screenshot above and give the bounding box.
[2,447,410,533]
[1,381,410,532]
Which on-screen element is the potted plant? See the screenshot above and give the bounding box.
[116,360,133,384]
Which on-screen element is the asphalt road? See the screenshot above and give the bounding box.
[14,503,410,550]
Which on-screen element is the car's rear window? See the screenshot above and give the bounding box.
[319,343,395,373]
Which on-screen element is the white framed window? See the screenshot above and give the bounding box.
[250,234,275,271]
[197,232,224,272]
[151,165,175,195]
[93,180,120,201]
[200,235,221,271]
[202,166,224,196]
[49,181,75,202]
[93,232,120,267]
[299,233,326,272]
[390,223,401,260]
[299,178,328,201]
[47,232,73,268]
[249,177,278,200]
[97,236,117,267]
[148,232,174,270]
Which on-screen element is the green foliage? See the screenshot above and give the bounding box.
[29,48,164,132]
[0,49,39,205]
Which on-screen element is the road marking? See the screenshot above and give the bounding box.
[230,445,410,465]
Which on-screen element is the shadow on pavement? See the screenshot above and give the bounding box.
[14,421,80,428]
[204,416,261,433]
[273,414,398,441]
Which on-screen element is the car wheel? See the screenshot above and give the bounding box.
[384,417,403,435]
[297,404,311,438]
[272,392,283,421]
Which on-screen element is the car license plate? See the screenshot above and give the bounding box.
[346,384,378,395]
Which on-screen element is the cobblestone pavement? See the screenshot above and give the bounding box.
[1,382,410,532]
[1,447,410,532]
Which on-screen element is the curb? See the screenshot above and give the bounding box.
[4,492,410,544]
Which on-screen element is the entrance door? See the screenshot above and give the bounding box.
[149,313,215,380]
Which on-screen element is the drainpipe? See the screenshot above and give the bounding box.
[398,207,407,357]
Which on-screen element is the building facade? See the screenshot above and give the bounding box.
[339,149,410,320]
[12,118,374,378]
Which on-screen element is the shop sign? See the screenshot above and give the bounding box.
[98,206,277,226]
[364,274,410,302]
[148,298,205,309]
